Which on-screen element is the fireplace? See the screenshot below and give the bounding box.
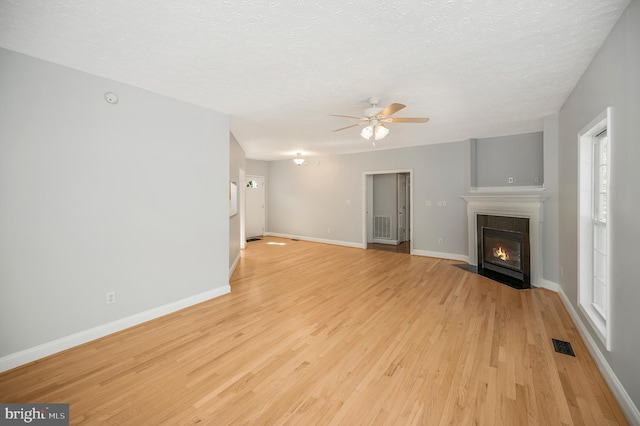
[477,215,530,289]
[482,228,524,280]
[461,195,545,289]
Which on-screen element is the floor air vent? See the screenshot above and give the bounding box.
[246,237,261,242]
[552,338,575,357]
[374,216,392,239]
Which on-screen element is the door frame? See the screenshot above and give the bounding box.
[362,169,413,253]
[245,174,265,239]
[239,168,246,250]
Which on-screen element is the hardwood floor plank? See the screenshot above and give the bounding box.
[0,237,629,425]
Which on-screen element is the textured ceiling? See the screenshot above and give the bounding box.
[0,0,630,160]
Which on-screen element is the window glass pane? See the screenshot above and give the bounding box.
[599,193,607,222]
[594,250,606,281]
[594,225,606,253]
[599,165,607,193]
[594,279,606,317]
[600,135,608,164]
[594,279,603,301]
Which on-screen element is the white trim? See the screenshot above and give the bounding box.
[469,186,547,193]
[539,278,560,292]
[557,286,640,425]
[266,232,467,262]
[577,107,612,351]
[412,250,469,262]
[246,174,266,238]
[230,252,241,278]
[0,286,231,373]
[461,194,547,288]
[362,169,414,255]
[239,168,246,250]
[265,232,364,249]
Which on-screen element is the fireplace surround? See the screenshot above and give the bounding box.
[461,194,546,288]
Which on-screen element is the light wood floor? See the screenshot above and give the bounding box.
[0,237,628,425]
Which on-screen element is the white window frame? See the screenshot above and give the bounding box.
[578,107,612,350]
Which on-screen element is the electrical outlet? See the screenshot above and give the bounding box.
[438,238,443,245]
[442,201,447,207]
[327,228,331,234]
[508,177,514,184]
[106,292,116,304]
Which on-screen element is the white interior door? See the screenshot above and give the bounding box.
[245,175,265,238]
[239,168,246,249]
[397,174,406,242]
[366,175,374,243]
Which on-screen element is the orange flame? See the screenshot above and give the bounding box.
[493,246,509,261]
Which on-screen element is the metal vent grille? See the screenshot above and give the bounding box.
[374,216,392,239]
[552,338,575,357]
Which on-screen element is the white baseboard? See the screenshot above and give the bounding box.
[264,234,470,264]
[265,232,364,249]
[0,286,231,373]
[230,252,241,278]
[557,287,640,425]
[411,249,469,262]
[538,278,560,292]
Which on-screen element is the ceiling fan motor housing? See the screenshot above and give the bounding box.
[365,97,382,117]
[364,107,383,118]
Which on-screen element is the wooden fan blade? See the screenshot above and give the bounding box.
[386,117,430,123]
[377,103,406,117]
[333,123,361,132]
[331,114,368,120]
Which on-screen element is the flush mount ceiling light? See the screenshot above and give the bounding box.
[293,153,305,166]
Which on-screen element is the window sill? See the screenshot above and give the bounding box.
[579,302,609,350]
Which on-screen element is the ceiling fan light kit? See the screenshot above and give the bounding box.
[332,97,429,144]
[360,122,389,141]
[360,125,374,140]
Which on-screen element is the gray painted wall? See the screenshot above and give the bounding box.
[472,132,544,187]
[246,159,269,177]
[267,142,468,256]
[229,133,245,269]
[0,49,230,357]
[557,0,640,411]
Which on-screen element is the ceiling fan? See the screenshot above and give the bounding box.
[332,97,429,144]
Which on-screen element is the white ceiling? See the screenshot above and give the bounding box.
[0,0,630,160]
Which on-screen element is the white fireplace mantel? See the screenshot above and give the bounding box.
[461,194,548,287]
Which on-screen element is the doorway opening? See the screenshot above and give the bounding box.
[363,170,413,254]
[245,175,265,240]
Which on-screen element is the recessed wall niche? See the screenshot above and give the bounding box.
[469,132,543,189]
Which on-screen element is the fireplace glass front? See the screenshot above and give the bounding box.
[481,227,524,281]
